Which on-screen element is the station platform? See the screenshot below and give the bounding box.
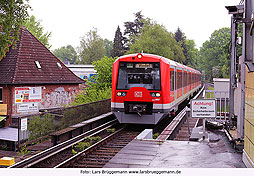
[0,127,18,142]
[104,130,245,168]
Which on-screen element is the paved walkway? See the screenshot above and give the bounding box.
[104,131,245,168]
[0,127,17,141]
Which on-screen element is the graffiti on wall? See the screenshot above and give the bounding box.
[42,86,78,108]
[13,85,80,115]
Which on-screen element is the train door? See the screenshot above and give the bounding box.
[177,69,182,99]
[182,70,184,96]
[175,69,177,100]
[170,67,175,102]
[183,70,187,95]
[187,71,189,92]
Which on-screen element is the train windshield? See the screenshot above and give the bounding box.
[117,62,161,90]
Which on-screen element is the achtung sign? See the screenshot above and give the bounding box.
[191,99,216,118]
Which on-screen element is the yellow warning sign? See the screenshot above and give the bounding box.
[0,104,7,115]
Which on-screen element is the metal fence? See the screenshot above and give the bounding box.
[203,90,229,122]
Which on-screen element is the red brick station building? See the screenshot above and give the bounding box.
[0,27,84,128]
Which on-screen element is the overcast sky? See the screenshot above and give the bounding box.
[28,0,241,50]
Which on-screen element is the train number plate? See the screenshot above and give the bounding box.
[134,91,142,97]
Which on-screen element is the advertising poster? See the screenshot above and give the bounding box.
[15,87,42,104]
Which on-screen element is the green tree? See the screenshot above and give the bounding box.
[53,45,77,64]
[175,27,188,64]
[24,15,52,49]
[0,0,29,59]
[127,23,185,63]
[123,11,145,50]
[185,39,198,68]
[72,56,116,105]
[104,39,113,58]
[92,56,116,89]
[198,27,231,81]
[78,28,106,64]
[111,26,125,57]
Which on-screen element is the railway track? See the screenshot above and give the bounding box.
[57,128,141,168]
[9,119,119,168]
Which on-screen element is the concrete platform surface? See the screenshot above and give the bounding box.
[0,127,18,142]
[104,131,245,168]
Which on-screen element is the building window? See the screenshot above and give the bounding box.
[0,87,3,103]
[57,62,62,69]
[35,61,42,69]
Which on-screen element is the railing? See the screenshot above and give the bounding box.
[203,90,229,122]
[14,99,111,146]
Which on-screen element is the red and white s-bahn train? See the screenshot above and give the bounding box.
[111,53,201,124]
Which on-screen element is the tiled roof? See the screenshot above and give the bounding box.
[0,27,84,84]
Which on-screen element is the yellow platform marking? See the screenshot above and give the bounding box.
[0,157,15,166]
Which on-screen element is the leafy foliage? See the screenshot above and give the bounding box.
[185,39,198,68]
[72,56,115,105]
[27,113,55,140]
[78,28,106,64]
[175,27,188,64]
[24,15,52,49]
[0,0,30,59]
[53,45,77,64]
[198,27,231,81]
[127,23,185,63]
[111,26,125,57]
[73,136,101,153]
[75,141,90,152]
[17,144,30,157]
[174,28,198,68]
[72,87,112,105]
[106,128,115,134]
[92,56,115,88]
[123,11,145,50]
[104,39,113,58]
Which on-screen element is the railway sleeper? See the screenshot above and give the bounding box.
[98,147,123,151]
[93,150,119,154]
[77,160,106,165]
[92,152,118,155]
[73,164,102,168]
[85,155,113,159]
[102,144,126,147]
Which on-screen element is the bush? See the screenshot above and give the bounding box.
[71,56,116,106]
[72,86,111,106]
[27,113,55,140]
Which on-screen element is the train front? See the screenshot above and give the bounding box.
[111,53,167,124]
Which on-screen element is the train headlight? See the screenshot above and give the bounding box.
[137,53,143,59]
[150,92,161,97]
[150,93,156,97]
[155,93,161,97]
[117,92,127,96]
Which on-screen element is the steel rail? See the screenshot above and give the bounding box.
[9,119,118,168]
[54,127,126,168]
[157,86,204,140]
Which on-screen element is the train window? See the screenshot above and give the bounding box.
[170,71,174,91]
[116,62,161,90]
[187,72,189,86]
[177,71,182,89]
[185,72,187,87]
